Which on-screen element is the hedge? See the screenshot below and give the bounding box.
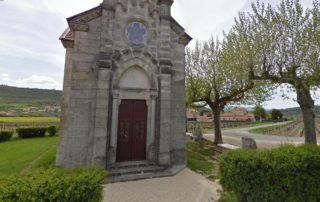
[0,130,13,142]
[16,127,48,139]
[0,167,106,202]
[48,126,57,136]
[219,144,320,202]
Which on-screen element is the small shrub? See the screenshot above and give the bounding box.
[0,167,106,202]
[0,130,13,142]
[48,126,57,136]
[219,144,320,202]
[16,127,48,139]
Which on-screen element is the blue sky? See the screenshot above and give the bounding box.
[0,0,318,109]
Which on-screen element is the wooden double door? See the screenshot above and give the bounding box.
[116,100,148,162]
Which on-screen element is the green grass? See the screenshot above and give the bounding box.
[249,125,280,134]
[187,140,240,201]
[187,140,215,175]
[218,192,238,202]
[203,121,274,134]
[0,117,59,124]
[0,103,27,111]
[0,136,58,176]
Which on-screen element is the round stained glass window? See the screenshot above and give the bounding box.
[126,22,147,45]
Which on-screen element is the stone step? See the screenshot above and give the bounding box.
[106,169,173,184]
[108,161,153,170]
[105,165,186,184]
[107,165,165,177]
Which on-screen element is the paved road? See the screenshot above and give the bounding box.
[204,122,320,149]
[104,169,221,202]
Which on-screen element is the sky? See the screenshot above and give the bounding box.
[0,0,318,109]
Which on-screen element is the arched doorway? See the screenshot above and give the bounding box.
[109,64,158,165]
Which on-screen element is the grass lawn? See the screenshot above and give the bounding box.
[249,125,280,134]
[0,103,27,111]
[0,117,60,124]
[187,139,238,202]
[203,121,274,134]
[187,138,217,177]
[0,136,58,176]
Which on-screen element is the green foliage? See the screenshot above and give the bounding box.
[229,0,320,87]
[0,130,13,142]
[48,126,57,137]
[186,40,270,108]
[16,127,48,139]
[253,105,266,120]
[271,109,283,121]
[228,0,320,143]
[219,144,320,202]
[186,39,271,144]
[0,137,58,176]
[0,167,106,202]
[218,192,237,202]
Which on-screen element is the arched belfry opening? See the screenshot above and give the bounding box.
[57,0,192,181]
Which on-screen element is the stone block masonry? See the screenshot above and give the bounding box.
[57,0,192,181]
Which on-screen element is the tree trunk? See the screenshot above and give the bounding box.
[213,107,223,145]
[296,87,317,144]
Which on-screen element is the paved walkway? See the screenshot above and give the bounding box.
[103,169,221,202]
[204,122,320,149]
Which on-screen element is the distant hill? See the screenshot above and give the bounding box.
[280,106,320,117]
[0,85,319,117]
[0,85,62,106]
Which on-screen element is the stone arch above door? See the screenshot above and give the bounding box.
[112,52,159,91]
[119,66,151,90]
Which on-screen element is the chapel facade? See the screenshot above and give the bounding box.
[57,0,191,181]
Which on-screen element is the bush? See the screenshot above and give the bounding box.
[0,167,106,202]
[0,130,13,142]
[48,126,57,136]
[16,127,48,139]
[219,144,320,202]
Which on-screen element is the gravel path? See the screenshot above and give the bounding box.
[103,168,221,202]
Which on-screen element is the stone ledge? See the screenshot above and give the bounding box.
[105,165,186,184]
[214,144,240,156]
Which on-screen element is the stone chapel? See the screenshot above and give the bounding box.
[57,0,191,181]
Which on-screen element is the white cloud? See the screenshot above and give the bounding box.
[21,75,59,85]
[2,77,11,82]
[0,40,64,66]
[172,0,248,44]
[0,73,12,83]
[18,74,61,89]
[0,73,62,90]
[8,0,101,16]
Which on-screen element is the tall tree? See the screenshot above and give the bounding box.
[254,105,267,120]
[228,0,320,143]
[271,109,283,121]
[186,39,269,144]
